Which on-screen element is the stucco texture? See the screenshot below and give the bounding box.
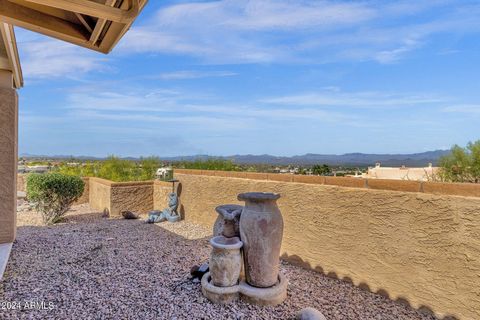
[17,173,26,192]
[0,88,17,244]
[172,173,480,320]
[153,180,173,211]
[88,178,111,215]
[74,177,90,205]
[89,178,154,216]
[110,182,153,216]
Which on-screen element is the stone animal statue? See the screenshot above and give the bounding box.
[147,192,181,223]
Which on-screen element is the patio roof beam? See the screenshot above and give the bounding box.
[0,0,90,48]
[18,0,140,23]
[0,23,23,88]
[75,13,93,33]
[89,0,116,45]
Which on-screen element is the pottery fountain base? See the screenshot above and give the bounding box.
[201,272,288,306]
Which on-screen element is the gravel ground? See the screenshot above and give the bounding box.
[0,204,438,320]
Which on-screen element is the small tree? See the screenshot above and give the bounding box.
[27,173,85,224]
[312,164,331,176]
[138,156,161,181]
[98,156,135,182]
[439,140,480,183]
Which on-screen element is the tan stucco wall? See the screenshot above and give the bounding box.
[171,173,480,320]
[89,178,154,216]
[153,180,173,211]
[174,169,480,198]
[110,182,153,216]
[74,177,90,205]
[88,178,112,214]
[0,88,17,244]
[17,173,26,192]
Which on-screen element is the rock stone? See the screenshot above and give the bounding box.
[121,211,139,220]
[297,307,327,320]
[190,263,209,280]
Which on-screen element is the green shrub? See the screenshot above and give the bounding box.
[439,140,480,183]
[176,159,238,171]
[97,156,135,182]
[138,156,161,181]
[26,173,85,225]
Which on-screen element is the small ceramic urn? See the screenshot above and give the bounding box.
[213,204,243,238]
[209,236,243,287]
[238,192,283,288]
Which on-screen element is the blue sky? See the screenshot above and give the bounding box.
[16,0,480,157]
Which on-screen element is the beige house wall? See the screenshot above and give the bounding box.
[171,172,480,320]
[0,87,17,244]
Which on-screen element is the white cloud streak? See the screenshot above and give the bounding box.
[15,29,108,80]
[442,105,480,114]
[262,90,445,108]
[119,0,480,64]
[153,70,237,80]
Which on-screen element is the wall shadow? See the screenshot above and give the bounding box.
[280,253,458,320]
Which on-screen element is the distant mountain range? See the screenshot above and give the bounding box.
[162,150,449,167]
[20,150,450,167]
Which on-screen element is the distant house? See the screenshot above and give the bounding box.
[25,166,50,174]
[362,163,438,181]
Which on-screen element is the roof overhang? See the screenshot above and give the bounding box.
[0,0,148,54]
[0,23,23,88]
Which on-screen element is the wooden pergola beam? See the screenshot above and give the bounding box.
[0,0,90,49]
[89,0,116,45]
[0,23,24,88]
[75,13,93,33]
[19,0,139,23]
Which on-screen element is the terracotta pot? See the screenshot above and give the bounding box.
[238,192,283,288]
[209,236,243,287]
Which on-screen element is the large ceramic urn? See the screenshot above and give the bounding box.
[238,192,283,288]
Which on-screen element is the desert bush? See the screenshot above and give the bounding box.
[137,156,162,181]
[55,156,162,182]
[26,173,85,224]
[175,159,238,171]
[97,156,135,182]
[57,161,99,177]
[439,140,480,183]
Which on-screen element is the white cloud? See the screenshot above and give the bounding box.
[443,105,480,114]
[119,0,480,64]
[58,84,366,129]
[261,90,445,108]
[119,0,376,63]
[154,70,237,80]
[15,28,108,80]
[155,0,376,31]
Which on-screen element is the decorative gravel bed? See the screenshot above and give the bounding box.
[0,205,437,320]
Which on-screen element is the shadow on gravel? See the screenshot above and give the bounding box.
[1,214,441,320]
